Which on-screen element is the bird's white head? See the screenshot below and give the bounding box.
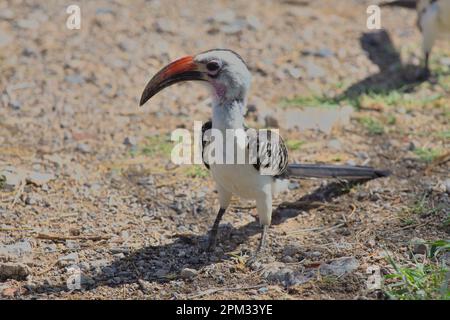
[139,49,252,106]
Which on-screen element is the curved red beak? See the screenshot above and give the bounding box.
[139,56,206,106]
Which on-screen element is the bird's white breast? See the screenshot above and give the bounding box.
[210,163,271,199]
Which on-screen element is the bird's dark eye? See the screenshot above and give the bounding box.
[206,60,221,74]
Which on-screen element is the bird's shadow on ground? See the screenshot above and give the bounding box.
[30,180,369,295]
[338,29,430,101]
[77,180,368,292]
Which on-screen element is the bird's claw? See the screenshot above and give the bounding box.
[415,67,431,81]
[246,249,272,270]
[206,239,216,252]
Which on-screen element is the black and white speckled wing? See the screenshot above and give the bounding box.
[246,127,289,178]
[201,121,288,177]
[201,120,212,170]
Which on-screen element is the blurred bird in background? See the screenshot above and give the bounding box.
[139,49,390,256]
[380,0,450,78]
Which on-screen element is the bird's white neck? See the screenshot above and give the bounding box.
[212,99,246,131]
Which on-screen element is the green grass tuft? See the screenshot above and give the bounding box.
[414,148,441,163]
[387,114,397,125]
[437,131,450,139]
[358,117,384,135]
[132,135,173,158]
[184,165,209,179]
[384,245,449,300]
[285,139,304,151]
[444,214,450,230]
[409,193,444,217]
[355,90,442,110]
[282,86,445,113]
[281,95,340,108]
[399,193,445,226]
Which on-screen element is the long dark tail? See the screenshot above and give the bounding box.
[287,164,391,180]
[379,0,418,9]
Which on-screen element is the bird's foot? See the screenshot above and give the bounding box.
[206,236,217,252]
[246,249,272,270]
[415,67,431,81]
[205,208,226,252]
[246,225,271,269]
[257,225,268,253]
[206,227,220,252]
[428,74,438,85]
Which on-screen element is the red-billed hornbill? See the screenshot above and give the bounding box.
[380,0,450,77]
[139,49,390,254]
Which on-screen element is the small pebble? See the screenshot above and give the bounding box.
[76,143,91,154]
[180,268,198,279]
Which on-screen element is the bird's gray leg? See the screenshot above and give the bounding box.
[419,19,436,80]
[415,51,431,80]
[256,225,269,253]
[253,192,272,256]
[424,52,430,71]
[420,51,439,84]
[420,51,431,79]
[247,225,270,267]
[207,184,231,252]
[207,207,226,252]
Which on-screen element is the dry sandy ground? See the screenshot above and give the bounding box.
[0,0,449,299]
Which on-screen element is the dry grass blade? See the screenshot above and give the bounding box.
[188,284,266,299]
[425,151,450,174]
[36,233,111,242]
[0,227,34,232]
[9,179,25,208]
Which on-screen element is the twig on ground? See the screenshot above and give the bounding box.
[0,227,34,232]
[156,179,178,188]
[290,223,345,235]
[349,203,357,218]
[289,226,325,233]
[36,233,111,242]
[35,260,59,276]
[425,151,450,174]
[392,221,429,232]
[188,284,266,299]
[9,179,25,208]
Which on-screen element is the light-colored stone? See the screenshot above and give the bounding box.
[0,262,30,280]
[26,172,55,186]
[180,268,198,279]
[320,257,359,276]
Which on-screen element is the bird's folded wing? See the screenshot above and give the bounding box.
[201,121,213,170]
[246,128,289,177]
[201,121,289,177]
